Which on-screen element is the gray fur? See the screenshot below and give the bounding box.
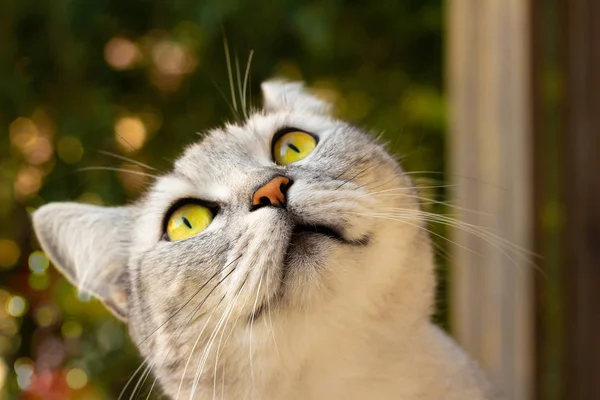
[33,80,495,399]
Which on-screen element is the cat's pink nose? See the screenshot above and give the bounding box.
[252,176,292,210]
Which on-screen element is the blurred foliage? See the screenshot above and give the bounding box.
[0,0,445,398]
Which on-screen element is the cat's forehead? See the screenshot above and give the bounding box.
[172,110,340,183]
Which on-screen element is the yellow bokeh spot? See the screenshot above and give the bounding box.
[114,117,147,153]
[9,118,40,152]
[0,290,9,306]
[62,321,83,339]
[6,296,27,317]
[0,240,20,268]
[28,273,50,291]
[13,166,44,200]
[66,368,88,390]
[167,203,212,241]
[34,305,58,327]
[0,336,12,355]
[9,116,54,165]
[57,136,84,164]
[2,319,18,336]
[0,359,7,392]
[273,131,317,165]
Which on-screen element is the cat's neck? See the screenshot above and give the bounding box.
[164,235,445,399]
[177,316,490,400]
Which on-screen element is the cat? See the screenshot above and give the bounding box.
[33,80,496,399]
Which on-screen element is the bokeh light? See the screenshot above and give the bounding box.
[56,136,84,164]
[28,251,49,275]
[0,359,7,394]
[34,304,59,328]
[9,116,54,166]
[6,295,27,317]
[0,240,20,268]
[61,321,83,339]
[66,368,88,390]
[36,336,66,370]
[9,118,40,153]
[28,273,51,291]
[114,117,147,153]
[149,38,197,91]
[151,40,196,76]
[14,358,34,390]
[13,166,44,200]
[104,37,141,70]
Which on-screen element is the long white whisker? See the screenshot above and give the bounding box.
[342,211,480,256]
[169,269,237,398]
[234,54,246,119]
[211,286,248,400]
[96,150,158,171]
[372,192,493,217]
[242,50,254,118]
[344,210,539,273]
[149,263,240,400]
[117,359,150,400]
[249,273,264,386]
[130,358,157,400]
[373,209,537,256]
[190,279,247,399]
[264,272,280,359]
[223,36,238,115]
[78,166,158,178]
[359,184,455,198]
[174,306,218,399]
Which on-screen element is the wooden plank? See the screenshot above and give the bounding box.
[559,0,600,398]
[447,1,534,399]
[530,0,563,398]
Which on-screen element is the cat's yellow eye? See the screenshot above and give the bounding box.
[273,131,317,165]
[166,203,213,241]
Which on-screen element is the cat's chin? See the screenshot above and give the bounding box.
[246,220,369,321]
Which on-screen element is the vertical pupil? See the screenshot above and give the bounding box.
[287,143,301,153]
[182,216,192,229]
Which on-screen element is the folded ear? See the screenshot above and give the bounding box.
[261,80,332,114]
[32,203,133,321]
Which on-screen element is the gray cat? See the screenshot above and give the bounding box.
[33,81,496,399]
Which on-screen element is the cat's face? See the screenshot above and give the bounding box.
[33,81,434,397]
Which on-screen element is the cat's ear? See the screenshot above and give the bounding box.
[261,80,332,114]
[32,203,133,322]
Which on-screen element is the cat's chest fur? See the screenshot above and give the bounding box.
[133,228,494,400]
[154,309,494,400]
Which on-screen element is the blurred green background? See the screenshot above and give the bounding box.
[0,0,447,398]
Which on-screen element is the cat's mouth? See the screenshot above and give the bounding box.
[288,220,370,246]
[248,221,369,322]
[284,221,370,263]
[290,223,346,242]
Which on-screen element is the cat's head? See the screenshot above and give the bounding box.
[33,80,435,396]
